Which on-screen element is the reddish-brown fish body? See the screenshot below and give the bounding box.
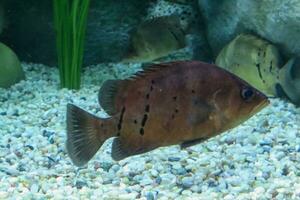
[66,61,269,166]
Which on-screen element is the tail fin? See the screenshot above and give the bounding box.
[66,104,110,167]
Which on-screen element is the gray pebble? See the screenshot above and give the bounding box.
[145,191,157,200]
[75,180,88,189]
[181,177,194,189]
[100,162,113,172]
[155,176,162,185]
[168,157,181,162]
[111,164,120,172]
[0,167,20,176]
[172,167,187,175]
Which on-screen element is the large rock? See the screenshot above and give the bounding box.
[198,0,300,58]
[0,0,153,66]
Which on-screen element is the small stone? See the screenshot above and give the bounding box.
[172,167,187,175]
[168,157,181,162]
[111,164,120,172]
[140,175,153,186]
[155,176,162,185]
[30,184,39,193]
[100,162,113,172]
[150,169,159,177]
[275,151,286,160]
[75,180,88,189]
[0,166,20,176]
[259,139,273,146]
[281,165,289,176]
[181,177,194,189]
[145,192,155,200]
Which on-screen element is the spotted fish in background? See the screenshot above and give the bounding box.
[216,34,283,96]
[123,15,186,62]
[278,57,300,106]
[66,61,269,166]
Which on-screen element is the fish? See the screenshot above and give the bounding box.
[123,15,186,62]
[278,57,300,106]
[66,61,269,167]
[216,34,284,96]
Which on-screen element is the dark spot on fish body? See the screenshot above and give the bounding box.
[168,27,181,43]
[173,96,177,101]
[151,80,155,84]
[141,114,148,127]
[134,120,138,124]
[269,61,273,72]
[256,63,264,81]
[263,51,266,57]
[139,128,144,135]
[192,90,195,94]
[171,114,175,119]
[175,109,179,113]
[146,93,150,99]
[145,105,150,112]
[150,85,153,91]
[258,48,262,56]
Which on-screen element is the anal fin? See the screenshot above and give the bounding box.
[111,137,152,161]
[180,137,207,149]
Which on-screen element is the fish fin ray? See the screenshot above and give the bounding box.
[111,137,131,161]
[111,137,150,161]
[128,61,188,80]
[66,104,109,167]
[98,80,125,115]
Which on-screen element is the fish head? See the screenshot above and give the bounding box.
[215,78,270,131]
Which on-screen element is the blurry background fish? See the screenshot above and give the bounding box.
[122,15,187,62]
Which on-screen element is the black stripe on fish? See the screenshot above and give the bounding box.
[141,114,148,127]
[139,128,144,135]
[117,107,126,136]
[256,63,264,82]
[269,61,273,72]
[168,27,181,43]
[146,93,150,99]
[139,81,155,135]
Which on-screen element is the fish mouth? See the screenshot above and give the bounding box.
[252,98,270,115]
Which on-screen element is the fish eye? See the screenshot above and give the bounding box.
[241,87,254,101]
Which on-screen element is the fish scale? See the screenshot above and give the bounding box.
[66,61,269,167]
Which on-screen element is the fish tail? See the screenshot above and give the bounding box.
[66,103,112,167]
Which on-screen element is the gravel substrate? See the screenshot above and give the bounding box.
[0,62,300,200]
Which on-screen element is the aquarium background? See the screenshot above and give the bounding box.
[0,0,300,199]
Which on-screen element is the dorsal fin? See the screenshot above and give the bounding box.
[130,61,184,80]
[98,80,124,116]
[99,61,187,115]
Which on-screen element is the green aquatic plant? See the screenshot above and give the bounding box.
[53,0,90,89]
